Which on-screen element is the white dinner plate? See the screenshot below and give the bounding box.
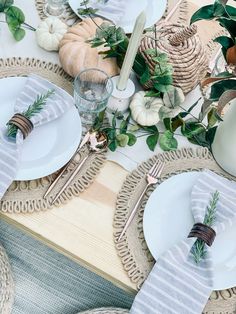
[143,171,236,290]
[68,0,167,34]
[0,77,82,181]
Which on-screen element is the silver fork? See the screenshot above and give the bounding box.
[118,160,165,242]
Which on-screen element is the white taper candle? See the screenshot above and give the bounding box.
[117,11,146,91]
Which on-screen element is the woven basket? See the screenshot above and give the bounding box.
[139,23,209,94]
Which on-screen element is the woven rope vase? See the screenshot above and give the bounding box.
[139,24,209,94]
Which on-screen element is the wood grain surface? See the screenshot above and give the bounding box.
[1,161,136,293]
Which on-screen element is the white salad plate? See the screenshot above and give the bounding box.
[68,0,167,34]
[143,171,236,290]
[0,77,82,181]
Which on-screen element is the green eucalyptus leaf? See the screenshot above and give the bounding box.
[213,0,227,17]
[218,18,236,40]
[207,107,218,127]
[154,82,173,93]
[158,106,181,120]
[210,80,236,101]
[190,5,215,24]
[120,119,128,134]
[108,140,118,152]
[181,121,205,138]
[214,36,235,57]
[90,40,105,48]
[157,75,173,85]
[5,6,25,25]
[145,49,157,57]
[7,21,25,41]
[112,113,117,128]
[159,130,178,151]
[145,90,161,98]
[187,130,210,148]
[146,133,159,151]
[140,66,151,85]
[142,125,158,133]
[171,115,184,132]
[0,0,13,12]
[116,134,129,147]
[163,117,172,132]
[105,128,116,141]
[12,27,25,41]
[127,133,137,146]
[224,5,236,20]
[206,126,218,145]
[163,87,185,108]
[128,124,140,132]
[215,71,234,78]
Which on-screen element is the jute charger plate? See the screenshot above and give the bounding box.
[0,58,106,213]
[114,148,236,314]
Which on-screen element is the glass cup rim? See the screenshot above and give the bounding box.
[74,68,114,102]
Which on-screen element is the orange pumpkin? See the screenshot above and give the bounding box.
[59,18,119,78]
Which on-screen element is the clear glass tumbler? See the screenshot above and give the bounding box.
[74,68,113,128]
[44,0,67,17]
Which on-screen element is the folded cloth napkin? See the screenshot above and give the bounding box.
[130,170,236,314]
[0,74,73,199]
[89,0,126,25]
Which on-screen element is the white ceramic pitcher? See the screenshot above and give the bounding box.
[212,98,236,176]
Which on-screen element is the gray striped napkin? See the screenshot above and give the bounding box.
[131,170,236,314]
[0,74,73,199]
[90,0,126,24]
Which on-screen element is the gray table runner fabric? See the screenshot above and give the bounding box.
[0,220,133,314]
[131,170,236,314]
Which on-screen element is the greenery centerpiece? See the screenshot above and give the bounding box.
[88,19,225,152]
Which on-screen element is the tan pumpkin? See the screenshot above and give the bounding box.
[59,18,119,78]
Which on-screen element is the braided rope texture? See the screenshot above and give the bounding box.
[0,58,106,213]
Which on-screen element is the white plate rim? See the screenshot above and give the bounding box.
[68,0,167,34]
[143,171,236,291]
[0,76,82,181]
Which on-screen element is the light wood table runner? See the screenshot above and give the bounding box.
[1,161,136,293]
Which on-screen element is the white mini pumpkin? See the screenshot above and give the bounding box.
[36,17,68,51]
[130,91,163,126]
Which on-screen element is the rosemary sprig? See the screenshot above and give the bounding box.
[192,190,219,264]
[7,89,55,139]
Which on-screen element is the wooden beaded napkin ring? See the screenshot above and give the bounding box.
[8,113,34,139]
[188,223,216,246]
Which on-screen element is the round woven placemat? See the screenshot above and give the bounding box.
[35,0,79,25]
[79,308,129,314]
[0,246,14,314]
[114,147,236,314]
[0,58,106,213]
[35,0,188,26]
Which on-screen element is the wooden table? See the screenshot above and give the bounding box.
[1,0,234,299]
[1,161,137,294]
